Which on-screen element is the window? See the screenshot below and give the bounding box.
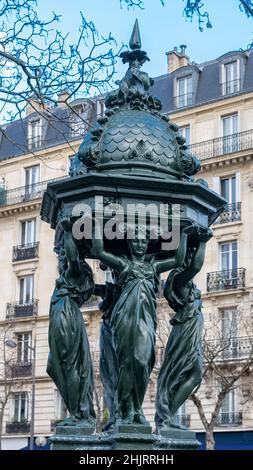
[68,155,75,171]
[176,76,193,108]
[11,393,28,422]
[219,387,235,421]
[28,120,42,149]
[223,61,240,95]
[55,390,68,421]
[70,106,88,137]
[16,332,32,364]
[178,125,190,146]
[220,241,238,271]
[221,308,238,359]
[21,219,36,246]
[176,402,189,427]
[19,275,34,304]
[219,241,238,289]
[97,100,105,117]
[220,176,236,204]
[25,165,40,198]
[222,114,239,153]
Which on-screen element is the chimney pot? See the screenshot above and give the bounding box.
[180,44,187,55]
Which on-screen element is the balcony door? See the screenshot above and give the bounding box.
[25,165,40,198]
[219,241,238,289]
[178,125,190,146]
[221,308,238,359]
[177,76,193,108]
[219,388,235,425]
[224,61,240,95]
[220,176,236,205]
[19,275,34,304]
[16,332,32,364]
[222,114,238,154]
[12,392,28,423]
[21,219,36,246]
[29,119,42,149]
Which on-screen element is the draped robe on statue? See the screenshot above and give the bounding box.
[47,263,95,422]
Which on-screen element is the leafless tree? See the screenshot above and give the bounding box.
[190,316,253,449]
[156,303,253,450]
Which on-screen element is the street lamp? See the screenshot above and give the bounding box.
[5,336,36,450]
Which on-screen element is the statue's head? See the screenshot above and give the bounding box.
[129,237,149,258]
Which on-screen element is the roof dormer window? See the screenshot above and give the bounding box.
[28,119,42,149]
[97,99,105,118]
[174,75,193,109]
[222,60,240,96]
[70,104,89,138]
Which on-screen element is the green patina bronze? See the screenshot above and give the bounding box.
[155,228,212,431]
[41,20,226,450]
[47,218,96,428]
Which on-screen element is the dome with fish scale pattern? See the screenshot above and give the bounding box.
[70,20,200,181]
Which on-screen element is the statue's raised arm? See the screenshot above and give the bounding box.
[154,225,197,275]
[92,220,126,272]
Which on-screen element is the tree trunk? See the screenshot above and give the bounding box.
[205,427,215,450]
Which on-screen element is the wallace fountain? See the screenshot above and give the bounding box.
[41,21,226,450]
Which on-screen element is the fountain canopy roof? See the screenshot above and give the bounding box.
[70,20,201,181]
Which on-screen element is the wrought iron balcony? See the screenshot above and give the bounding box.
[213,202,241,225]
[0,177,66,208]
[206,336,253,361]
[12,242,39,262]
[6,300,38,319]
[177,414,191,428]
[207,268,246,292]
[189,129,253,161]
[7,362,32,378]
[6,421,30,433]
[216,412,242,426]
[221,78,241,96]
[173,92,193,109]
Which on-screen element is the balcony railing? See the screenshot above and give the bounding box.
[221,78,241,96]
[206,336,253,361]
[207,268,246,292]
[213,202,241,225]
[12,242,39,262]
[173,92,193,109]
[216,412,242,426]
[6,300,38,319]
[177,414,191,428]
[189,129,253,161]
[0,177,66,208]
[7,362,32,378]
[6,421,30,433]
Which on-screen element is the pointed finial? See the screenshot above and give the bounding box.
[129,19,141,51]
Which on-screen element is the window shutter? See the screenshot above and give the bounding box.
[212,176,220,194]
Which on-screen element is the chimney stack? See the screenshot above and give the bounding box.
[166,44,190,74]
[57,89,70,107]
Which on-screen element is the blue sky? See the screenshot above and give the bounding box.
[38,0,253,82]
